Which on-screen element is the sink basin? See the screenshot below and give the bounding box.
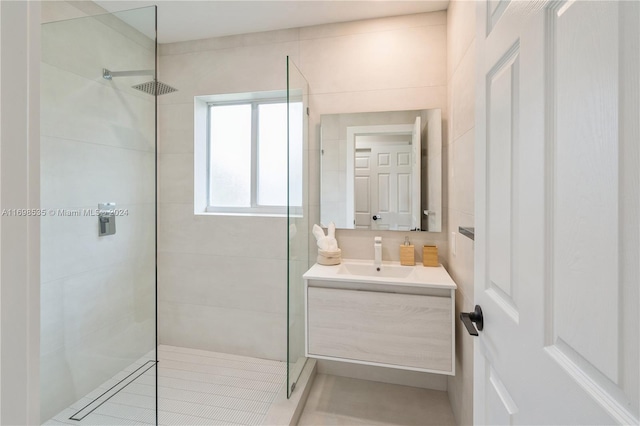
[337,262,414,278]
[303,259,456,290]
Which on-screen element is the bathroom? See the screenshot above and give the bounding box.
[0,0,638,425]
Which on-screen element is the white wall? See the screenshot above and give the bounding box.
[157,10,450,390]
[446,0,476,424]
[306,12,450,262]
[157,28,293,361]
[39,2,156,421]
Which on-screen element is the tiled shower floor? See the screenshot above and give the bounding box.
[44,345,287,425]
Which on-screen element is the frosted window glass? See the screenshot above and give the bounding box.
[209,104,251,207]
[257,103,302,207]
[287,102,303,207]
[257,103,288,206]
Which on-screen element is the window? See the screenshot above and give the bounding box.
[200,94,303,216]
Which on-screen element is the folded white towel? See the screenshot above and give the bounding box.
[312,222,339,252]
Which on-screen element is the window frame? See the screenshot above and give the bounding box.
[205,97,299,216]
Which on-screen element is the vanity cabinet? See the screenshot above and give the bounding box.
[303,262,456,375]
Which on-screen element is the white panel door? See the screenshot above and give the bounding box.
[369,143,413,231]
[474,1,639,424]
[354,154,372,229]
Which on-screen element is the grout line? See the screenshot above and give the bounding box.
[160,345,285,365]
[448,35,476,84]
[158,84,447,107]
[157,409,249,426]
[158,20,446,57]
[157,353,285,374]
[158,364,284,385]
[305,84,447,97]
[54,6,156,52]
[120,383,272,412]
[156,299,287,317]
[298,22,446,42]
[158,364,284,386]
[41,133,156,154]
[157,394,269,416]
[159,35,300,57]
[159,359,285,376]
[41,62,155,104]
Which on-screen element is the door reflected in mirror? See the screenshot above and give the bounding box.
[320,109,442,232]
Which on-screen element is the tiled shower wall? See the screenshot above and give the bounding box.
[446,0,476,424]
[157,12,449,376]
[40,2,156,421]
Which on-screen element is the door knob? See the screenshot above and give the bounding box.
[460,305,483,336]
[372,215,382,221]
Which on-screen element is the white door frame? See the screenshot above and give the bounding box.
[0,1,41,424]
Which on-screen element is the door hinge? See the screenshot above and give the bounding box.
[306,107,309,116]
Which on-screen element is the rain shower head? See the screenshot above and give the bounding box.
[102,68,177,96]
[132,80,177,96]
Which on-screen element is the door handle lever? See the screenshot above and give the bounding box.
[460,305,484,336]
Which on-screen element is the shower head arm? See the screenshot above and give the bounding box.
[103,68,154,80]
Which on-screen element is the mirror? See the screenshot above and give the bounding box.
[320,109,442,232]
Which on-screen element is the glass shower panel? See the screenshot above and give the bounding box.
[40,7,157,424]
[287,57,309,397]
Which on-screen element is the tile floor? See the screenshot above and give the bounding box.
[298,374,456,426]
[44,345,286,425]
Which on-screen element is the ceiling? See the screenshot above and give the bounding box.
[95,1,449,44]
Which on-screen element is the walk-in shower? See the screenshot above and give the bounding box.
[40,6,158,424]
[41,5,309,425]
[102,68,177,96]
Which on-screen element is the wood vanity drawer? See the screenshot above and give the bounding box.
[307,287,452,372]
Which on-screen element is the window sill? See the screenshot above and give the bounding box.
[195,211,303,218]
[196,208,303,219]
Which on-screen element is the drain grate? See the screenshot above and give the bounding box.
[70,360,157,421]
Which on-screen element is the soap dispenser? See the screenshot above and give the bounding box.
[400,236,415,266]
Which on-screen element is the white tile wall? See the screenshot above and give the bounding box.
[299,26,445,95]
[158,41,299,105]
[298,12,446,40]
[446,1,477,425]
[159,302,286,361]
[40,3,156,421]
[158,11,450,389]
[157,252,286,314]
[158,204,287,259]
[41,64,155,152]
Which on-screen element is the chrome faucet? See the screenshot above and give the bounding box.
[374,236,382,269]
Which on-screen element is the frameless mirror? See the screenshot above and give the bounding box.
[320,109,442,232]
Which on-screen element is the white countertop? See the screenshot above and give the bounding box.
[303,259,457,290]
